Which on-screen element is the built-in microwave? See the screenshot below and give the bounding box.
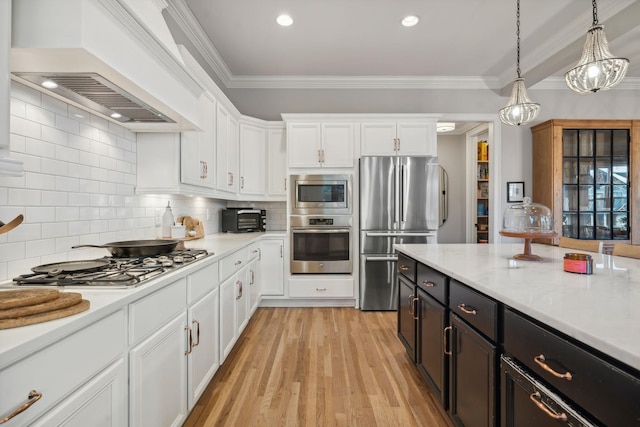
[221,208,266,233]
[290,174,352,215]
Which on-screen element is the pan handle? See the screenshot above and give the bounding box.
[71,244,108,249]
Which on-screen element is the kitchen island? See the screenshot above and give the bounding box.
[395,243,640,427]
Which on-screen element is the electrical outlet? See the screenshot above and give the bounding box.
[155,209,161,226]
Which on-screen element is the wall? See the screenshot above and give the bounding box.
[437,134,467,243]
[0,81,230,282]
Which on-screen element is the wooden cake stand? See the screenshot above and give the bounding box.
[499,230,557,261]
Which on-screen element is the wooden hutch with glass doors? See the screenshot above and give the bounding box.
[531,119,640,252]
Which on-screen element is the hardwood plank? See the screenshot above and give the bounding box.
[184,307,453,427]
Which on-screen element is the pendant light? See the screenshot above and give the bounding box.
[499,0,540,126]
[565,0,629,93]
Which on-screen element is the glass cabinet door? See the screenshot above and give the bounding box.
[562,129,629,241]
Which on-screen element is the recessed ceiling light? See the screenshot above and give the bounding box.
[276,14,293,27]
[437,122,456,133]
[110,112,122,119]
[401,16,419,27]
[41,80,58,89]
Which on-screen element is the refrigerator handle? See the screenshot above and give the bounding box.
[393,163,400,225]
[401,163,406,223]
[365,255,399,261]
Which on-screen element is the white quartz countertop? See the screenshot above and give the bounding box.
[0,231,285,370]
[394,243,640,372]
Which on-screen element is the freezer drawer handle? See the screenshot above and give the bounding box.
[422,281,435,287]
[534,354,573,381]
[529,392,568,422]
[457,303,477,315]
[443,326,452,356]
[0,390,42,424]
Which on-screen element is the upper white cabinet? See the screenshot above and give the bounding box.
[239,121,267,196]
[181,93,215,188]
[287,122,355,168]
[216,104,239,194]
[267,127,287,196]
[361,120,437,156]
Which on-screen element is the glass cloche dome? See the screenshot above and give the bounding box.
[502,197,554,234]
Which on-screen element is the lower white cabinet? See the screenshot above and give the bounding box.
[219,271,238,362]
[288,276,354,298]
[248,257,260,315]
[260,238,285,296]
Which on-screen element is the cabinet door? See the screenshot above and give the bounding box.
[397,274,417,361]
[361,122,397,156]
[130,312,188,427]
[216,104,230,192]
[288,123,322,167]
[219,274,237,362]
[260,238,284,295]
[236,269,249,335]
[449,314,496,427]
[321,123,355,167]
[268,128,287,196]
[227,116,239,193]
[417,289,448,408]
[31,360,127,427]
[396,122,437,155]
[240,123,266,195]
[181,94,215,188]
[248,257,260,314]
[187,288,219,411]
[199,95,216,188]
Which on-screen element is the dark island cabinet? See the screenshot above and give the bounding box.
[417,288,448,407]
[398,273,417,361]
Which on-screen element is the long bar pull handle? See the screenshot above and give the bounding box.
[408,293,414,316]
[393,164,399,224]
[185,326,193,355]
[529,392,568,422]
[458,303,477,315]
[280,244,283,258]
[192,320,200,347]
[0,390,42,424]
[534,354,573,381]
[400,163,406,223]
[412,297,419,320]
[443,326,452,356]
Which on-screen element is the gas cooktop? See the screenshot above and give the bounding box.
[11,249,212,289]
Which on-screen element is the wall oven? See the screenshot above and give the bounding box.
[290,174,352,215]
[290,215,352,274]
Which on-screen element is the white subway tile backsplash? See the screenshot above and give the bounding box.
[10,133,27,155]
[7,223,41,243]
[55,176,80,192]
[68,164,92,179]
[11,115,41,139]
[55,145,80,163]
[99,181,118,195]
[55,236,80,254]
[42,125,69,146]
[26,103,56,127]
[0,242,27,262]
[41,222,68,239]
[99,156,117,171]
[89,115,109,131]
[42,93,69,117]
[90,220,110,234]
[8,188,41,206]
[11,82,41,105]
[41,158,68,176]
[55,207,80,222]
[68,192,92,206]
[25,206,56,223]
[80,207,101,220]
[26,239,57,258]
[78,150,100,167]
[42,191,68,206]
[10,97,26,118]
[68,221,92,236]
[26,137,55,158]
[56,114,80,135]
[78,125,100,143]
[25,173,56,191]
[68,106,92,125]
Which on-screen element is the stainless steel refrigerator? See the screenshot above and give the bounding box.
[359,156,438,310]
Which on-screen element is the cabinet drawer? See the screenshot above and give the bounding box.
[0,310,126,427]
[449,279,497,342]
[288,278,354,298]
[247,242,261,261]
[397,253,416,283]
[219,247,248,282]
[187,262,219,304]
[129,278,187,344]
[504,308,640,427]
[416,263,447,305]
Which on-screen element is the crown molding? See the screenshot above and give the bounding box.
[531,76,640,90]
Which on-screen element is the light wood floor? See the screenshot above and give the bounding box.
[184,307,453,427]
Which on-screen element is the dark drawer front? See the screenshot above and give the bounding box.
[416,263,448,305]
[449,279,497,342]
[397,253,416,283]
[504,308,640,427]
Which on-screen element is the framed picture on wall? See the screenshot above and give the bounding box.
[507,181,525,203]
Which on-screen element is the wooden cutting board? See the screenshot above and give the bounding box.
[0,299,90,330]
[0,292,83,320]
[0,288,60,310]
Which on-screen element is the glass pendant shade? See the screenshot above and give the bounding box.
[565,24,629,93]
[499,78,540,126]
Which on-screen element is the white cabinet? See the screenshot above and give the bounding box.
[288,123,355,168]
[247,242,261,314]
[219,272,237,362]
[288,276,354,298]
[216,104,239,193]
[235,268,249,336]
[129,312,188,427]
[181,93,215,188]
[260,238,285,296]
[267,127,287,196]
[239,122,267,195]
[361,121,437,156]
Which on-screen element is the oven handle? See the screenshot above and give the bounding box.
[364,255,398,262]
[365,232,437,237]
[291,228,351,234]
[237,209,262,214]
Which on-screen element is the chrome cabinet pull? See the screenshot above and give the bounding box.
[458,303,477,315]
[185,326,193,355]
[250,269,255,285]
[234,260,242,266]
[412,297,419,320]
[422,281,435,287]
[236,280,243,299]
[399,265,409,271]
[192,320,200,347]
[284,178,287,190]
[529,392,568,422]
[0,390,42,424]
[443,326,452,356]
[316,288,327,292]
[534,354,573,381]
[241,176,244,189]
[318,149,322,163]
[280,244,283,258]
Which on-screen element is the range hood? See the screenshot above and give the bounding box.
[10,0,203,132]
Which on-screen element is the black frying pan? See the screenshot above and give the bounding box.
[32,259,111,275]
[71,239,180,257]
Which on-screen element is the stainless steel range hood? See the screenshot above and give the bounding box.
[10,0,203,132]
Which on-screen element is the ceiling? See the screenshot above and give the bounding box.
[164,0,640,121]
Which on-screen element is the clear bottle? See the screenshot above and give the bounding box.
[161,201,174,238]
